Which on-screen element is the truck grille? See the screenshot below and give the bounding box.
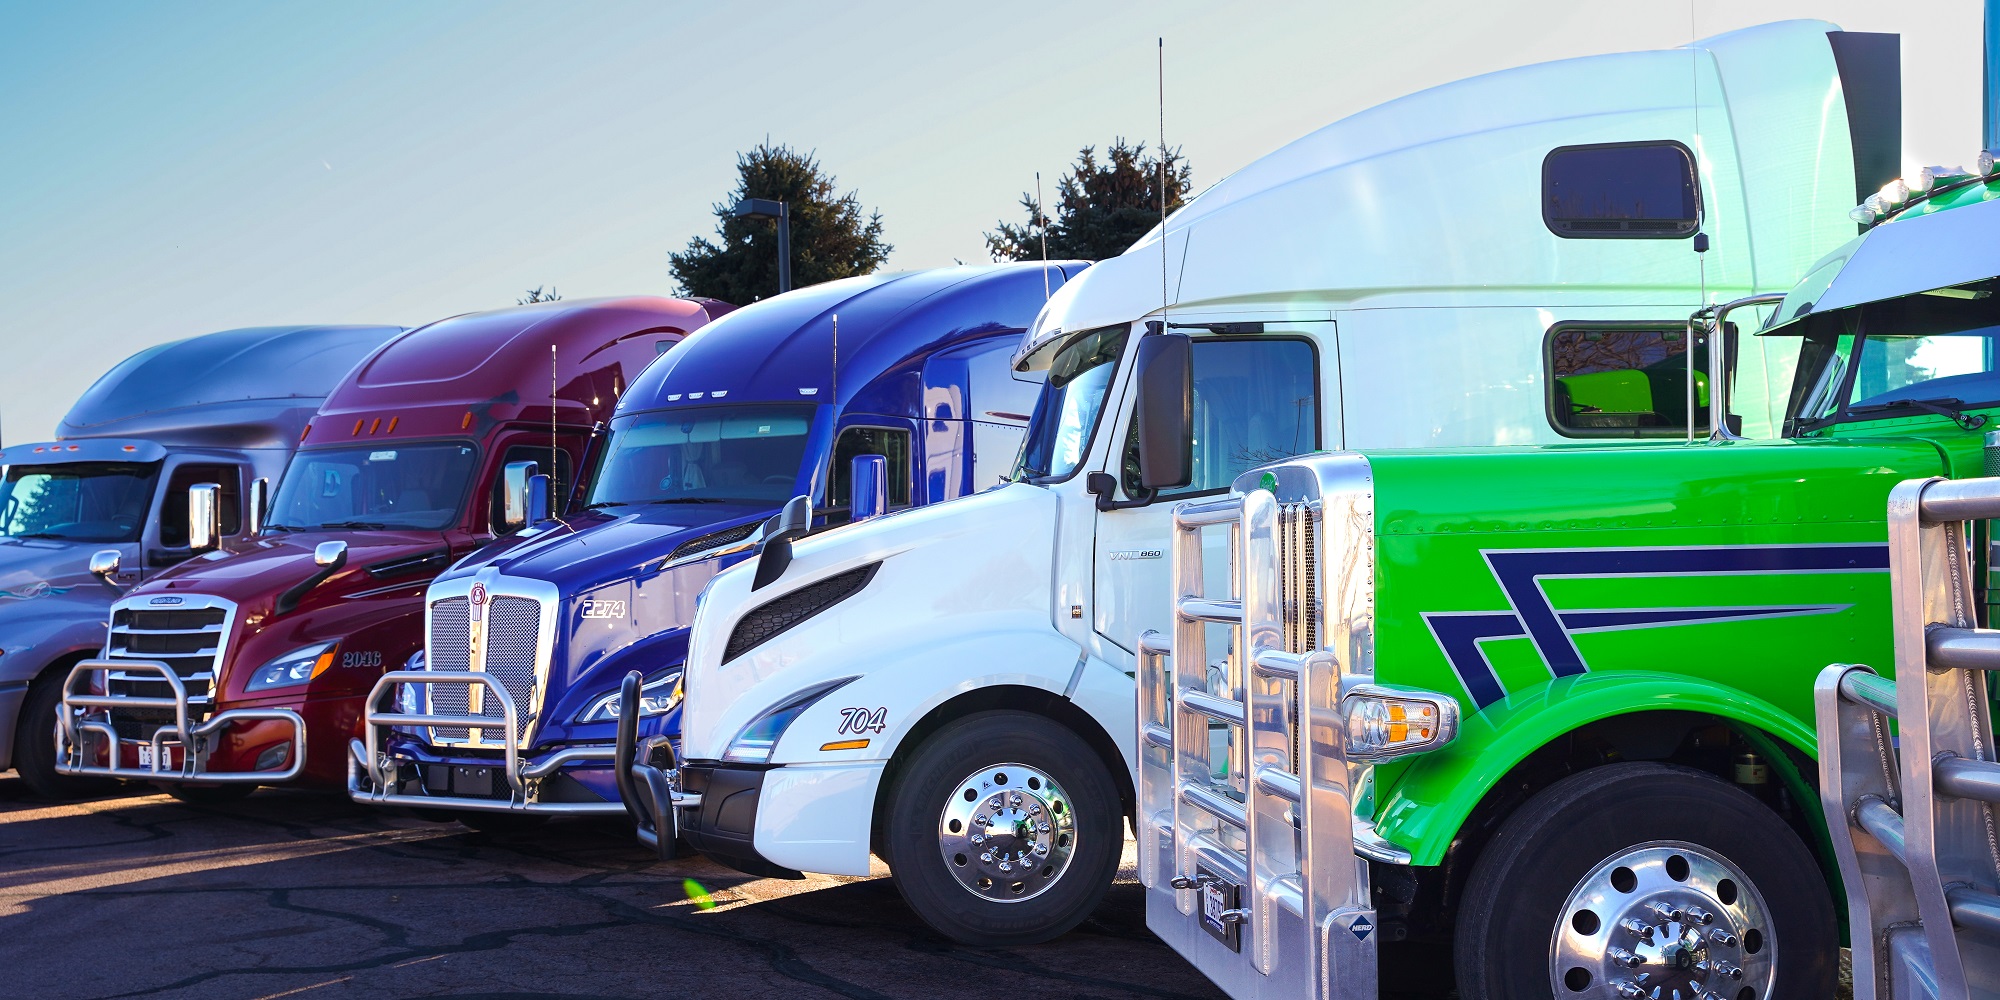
[423,592,543,746]
[104,601,234,741]
[1276,501,1319,653]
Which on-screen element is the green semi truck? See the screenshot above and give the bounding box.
[1136,161,2000,1000]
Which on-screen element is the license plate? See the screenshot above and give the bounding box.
[1195,864,1242,951]
[137,744,159,769]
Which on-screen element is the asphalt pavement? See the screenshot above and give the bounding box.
[0,774,1234,1000]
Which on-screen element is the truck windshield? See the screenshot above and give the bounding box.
[0,462,159,542]
[1790,280,2000,431]
[586,404,816,506]
[1011,325,1128,482]
[267,442,479,531]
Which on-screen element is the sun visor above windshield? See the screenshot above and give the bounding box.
[1012,248,1173,371]
[1765,197,2000,332]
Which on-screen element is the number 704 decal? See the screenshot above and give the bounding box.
[837,707,887,735]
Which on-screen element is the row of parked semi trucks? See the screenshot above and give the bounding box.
[16,17,2000,998]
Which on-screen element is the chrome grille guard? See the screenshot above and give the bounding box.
[1816,475,2000,998]
[349,572,622,815]
[55,593,303,784]
[1137,453,1459,1000]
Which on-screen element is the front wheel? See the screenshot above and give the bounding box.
[1454,761,1835,1000]
[882,710,1121,946]
[14,670,119,800]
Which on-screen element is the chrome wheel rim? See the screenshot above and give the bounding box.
[1550,840,1774,999]
[937,762,1076,903]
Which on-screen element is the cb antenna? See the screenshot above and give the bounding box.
[549,344,571,532]
[1037,171,1051,301]
[1159,37,1170,331]
[831,313,839,403]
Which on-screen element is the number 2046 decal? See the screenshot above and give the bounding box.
[837,707,888,735]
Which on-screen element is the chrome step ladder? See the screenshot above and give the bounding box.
[1818,475,2000,999]
[1137,454,1457,1000]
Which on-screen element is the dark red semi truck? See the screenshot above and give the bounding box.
[56,296,727,799]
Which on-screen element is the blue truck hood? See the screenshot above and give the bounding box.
[0,536,104,603]
[438,502,775,748]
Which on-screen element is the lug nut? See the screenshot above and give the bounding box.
[1685,905,1715,925]
[1708,929,1737,947]
[1620,918,1655,939]
[1716,964,1743,981]
[1609,947,1643,967]
[997,861,1012,872]
[1647,901,1683,922]
[1611,980,1643,998]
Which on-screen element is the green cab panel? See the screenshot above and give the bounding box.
[1363,436,1948,865]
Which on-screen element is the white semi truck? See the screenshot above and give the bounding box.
[621,19,1898,949]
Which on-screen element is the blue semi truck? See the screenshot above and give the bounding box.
[347,262,1084,824]
[0,324,404,797]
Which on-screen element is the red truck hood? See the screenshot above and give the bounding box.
[138,530,454,616]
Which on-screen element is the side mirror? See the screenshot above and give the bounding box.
[247,478,269,535]
[188,483,222,553]
[313,539,348,569]
[1133,333,1193,490]
[500,460,539,532]
[276,539,348,616]
[525,473,552,525]
[752,494,813,590]
[849,454,887,521]
[89,549,122,587]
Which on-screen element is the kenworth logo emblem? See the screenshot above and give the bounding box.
[148,596,185,606]
[468,583,488,668]
[1425,543,1890,708]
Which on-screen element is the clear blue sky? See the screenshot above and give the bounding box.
[0,0,1983,441]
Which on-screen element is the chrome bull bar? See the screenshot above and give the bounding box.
[347,669,623,815]
[54,658,305,783]
[1138,454,1458,1000]
[612,670,702,858]
[1817,475,2000,999]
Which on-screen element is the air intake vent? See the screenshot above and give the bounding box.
[724,564,878,663]
[670,521,760,561]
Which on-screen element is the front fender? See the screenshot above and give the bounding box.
[0,589,114,683]
[767,626,1092,765]
[1373,671,1815,866]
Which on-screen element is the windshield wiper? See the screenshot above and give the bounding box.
[581,501,630,510]
[10,532,66,540]
[317,520,392,530]
[1806,396,1990,432]
[648,498,726,505]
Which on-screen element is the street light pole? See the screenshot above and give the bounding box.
[732,197,792,295]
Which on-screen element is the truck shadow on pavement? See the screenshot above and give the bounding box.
[0,778,1255,1000]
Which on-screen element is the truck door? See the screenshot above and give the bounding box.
[152,460,245,565]
[1092,324,1332,655]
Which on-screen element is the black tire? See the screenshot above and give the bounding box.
[164,783,256,805]
[458,811,550,834]
[13,670,119,800]
[1454,761,1836,1000]
[882,710,1121,946]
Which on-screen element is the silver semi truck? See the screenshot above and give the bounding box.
[0,323,403,797]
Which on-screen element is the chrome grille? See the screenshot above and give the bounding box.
[482,596,541,737]
[104,601,233,740]
[428,596,472,740]
[1277,501,1319,654]
[423,591,543,746]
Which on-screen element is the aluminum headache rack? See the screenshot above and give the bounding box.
[1137,454,1458,1000]
[1818,475,2000,1000]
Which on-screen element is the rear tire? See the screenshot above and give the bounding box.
[1453,761,1835,1000]
[165,783,256,805]
[882,710,1121,946]
[14,670,118,800]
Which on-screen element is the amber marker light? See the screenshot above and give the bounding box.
[461,411,474,429]
[820,739,870,752]
[386,416,399,433]
[352,418,364,435]
[369,417,381,434]
[310,646,338,679]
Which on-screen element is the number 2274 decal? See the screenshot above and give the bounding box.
[837,707,888,735]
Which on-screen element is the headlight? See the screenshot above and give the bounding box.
[575,670,684,723]
[722,676,857,763]
[243,642,337,692]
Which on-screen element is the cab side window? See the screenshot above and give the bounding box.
[1125,337,1319,498]
[157,464,242,547]
[487,445,574,534]
[829,427,912,510]
[1542,141,1700,239]
[1546,324,1713,437]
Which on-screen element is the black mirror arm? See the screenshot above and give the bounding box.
[275,549,347,616]
[1087,472,1156,512]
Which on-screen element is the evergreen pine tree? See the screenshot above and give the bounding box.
[986,139,1191,263]
[671,143,891,303]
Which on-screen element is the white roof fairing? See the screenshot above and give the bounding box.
[1027,19,1860,359]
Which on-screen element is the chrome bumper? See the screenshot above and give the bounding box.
[55,658,305,784]
[348,668,624,815]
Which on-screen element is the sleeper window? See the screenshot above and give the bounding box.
[1543,142,1700,239]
